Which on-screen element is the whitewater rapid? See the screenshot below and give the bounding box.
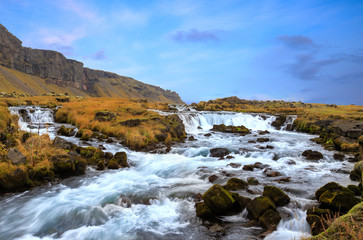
[0,107,355,240]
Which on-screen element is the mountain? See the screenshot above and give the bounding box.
[0,24,183,103]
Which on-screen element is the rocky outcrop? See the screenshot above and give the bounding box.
[212,124,251,135]
[0,24,183,103]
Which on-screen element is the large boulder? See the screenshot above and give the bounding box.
[53,137,74,150]
[210,148,230,158]
[195,202,213,219]
[57,125,76,136]
[263,186,290,207]
[247,196,277,220]
[302,150,323,160]
[202,184,236,216]
[315,182,353,200]
[212,124,251,135]
[114,151,129,168]
[0,167,30,192]
[225,178,248,191]
[350,161,363,181]
[271,115,286,130]
[319,190,360,213]
[7,148,27,165]
[258,209,282,230]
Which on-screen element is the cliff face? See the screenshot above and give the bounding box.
[0,24,183,103]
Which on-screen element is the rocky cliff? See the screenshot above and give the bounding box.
[0,24,183,103]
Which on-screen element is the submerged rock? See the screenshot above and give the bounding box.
[208,175,219,183]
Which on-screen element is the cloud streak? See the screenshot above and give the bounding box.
[171,29,222,43]
[278,35,319,50]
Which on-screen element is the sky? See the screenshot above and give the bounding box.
[1,0,363,105]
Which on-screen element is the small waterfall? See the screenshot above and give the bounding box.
[10,106,56,137]
[177,111,276,133]
[281,115,297,131]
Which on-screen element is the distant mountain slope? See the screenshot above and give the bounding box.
[0,24,183,103]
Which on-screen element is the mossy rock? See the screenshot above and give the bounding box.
[74,156,87,175]
[57,125,75,136]
[231,192,251,211]
[307,207,331,218]
[306,214,328,236]
[28,166,54,182]
[349,161,363,182]
[195,201,213,219]
[225,178,248,191]
[247,196,277,220]
[79,147,105,165]
[263,185,290,207]
[212,124,251,135]
[114,152,129,168]
[319,190,360,213]
[247,177,259,185]
[97,160,105,170]
[315,182,353,200]
[107,160,119,169]
[258,209,282,230]
[51,155,75,177]
[347,184,361,196]
[0,167,30,192]
[202,184,236,215]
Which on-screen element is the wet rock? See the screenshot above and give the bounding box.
[246,188,260,195]
[258,130,270,135]
[272,154,279,161]
[225,178,248,191]
[271,115,286,130]
[226,156,234,159]
[248,140,256,143]
[266,145,274,149]
[333,153,345,161]
[210,148,230,158]
[51,155,75,176]
[106,138,114,143]
[302,150,323,160]
[202,184,236,216]
[208,175,219,183]
[231,192,251,211]
[194,193,203,202]
[263,186,290,207]
[114,151,129,168]
[265,171,282,177]
[188,136,196,141]
[94,111,116,122]
[220,171,235,177]
[258,209,282,230]
[79,147,105,165]
[349,161,363,181]
[97,160,105,170]
[247,177,259,185]
[306,214,327,236]
[315,182,354,200]
[21,132,31,143]
[247,196,277,220]
[254,162,268,169]
[273,177,291,183]
[98,145,106,150]
[307,207,331,217]
[57,125,76,136]
[243,164,254,171]
[212,124,251,135]
[286,159,296,165]
[7,148,27,165]
[319,190,360,213]
[227,163,241,168]
[347,185,361,196]
[0,167,30,192]
[204,133,212,137]
[209,224,225,235]
[257,138,269,143]
[104,152,114,160]
[197,126,202,129]
[107,160,119,169]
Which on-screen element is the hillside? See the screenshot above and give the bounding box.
[0,24,183,103]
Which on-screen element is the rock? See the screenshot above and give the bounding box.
[257,138,269,143]
[57,126,76,136]
[0,167,30,192]
[104,152,114,160]
[7,148,27,165]
[204,133,212,137]
[114,152,129,168]
[107,160,119,169]
[21,132,30,143]
[208,175,219,182]
[210,148,230,158]
[212,124,251,135]
[263,186,290,207]
[97,160,105,170]
[53,137,74,150]
[247,177,259,185]
[315,182,354,200]
[265,171,282,177]
[266,145,274,149]
[274,177,291,183]
[119,119,141,127]
[248,140,256,143]
[319,190,360,213]
[188,136,196,141]
[272,154,279,161]
[247,196,277,220]
[79,147,105,165]
[333,153,345,161]
[105,138,114,143]
[271,115,286,130]
[94,111,116,122]
[228,163,241,168]
[302,150,323,160]
[51,155,75,177]
[74,156,87,175]
[254,162,268,169]
[307,207,331,217]
[116,196,132,208]
[202,184,236,216]
[258,130,270,135]
[286,159,296,165]
[209,224,225,235]
[258,209,282,230]
[306,214,327,236]
[226,156,234,159]
[195,202,213,219]
[347,185,361,196]
[350,161,363,181]
[231,193,251,211]
[243,164,254,171]
[225,178,248,191]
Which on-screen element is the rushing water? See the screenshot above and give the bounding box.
[1,106,355,240]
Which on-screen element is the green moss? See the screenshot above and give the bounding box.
[247,196,277,220]
[225,178,248,191]
[263,185,290,207]
[202,184,236,215]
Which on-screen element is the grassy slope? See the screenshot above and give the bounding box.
[0,66,183,103]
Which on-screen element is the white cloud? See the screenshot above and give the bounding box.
[55,0,100,22]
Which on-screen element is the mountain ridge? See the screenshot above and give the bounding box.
[0,24,183,103]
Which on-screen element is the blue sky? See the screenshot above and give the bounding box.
[1,0,363,104]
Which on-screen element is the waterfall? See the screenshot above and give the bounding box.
[177,111,276,133]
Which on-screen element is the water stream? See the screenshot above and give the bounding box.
[0,106,355,240]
